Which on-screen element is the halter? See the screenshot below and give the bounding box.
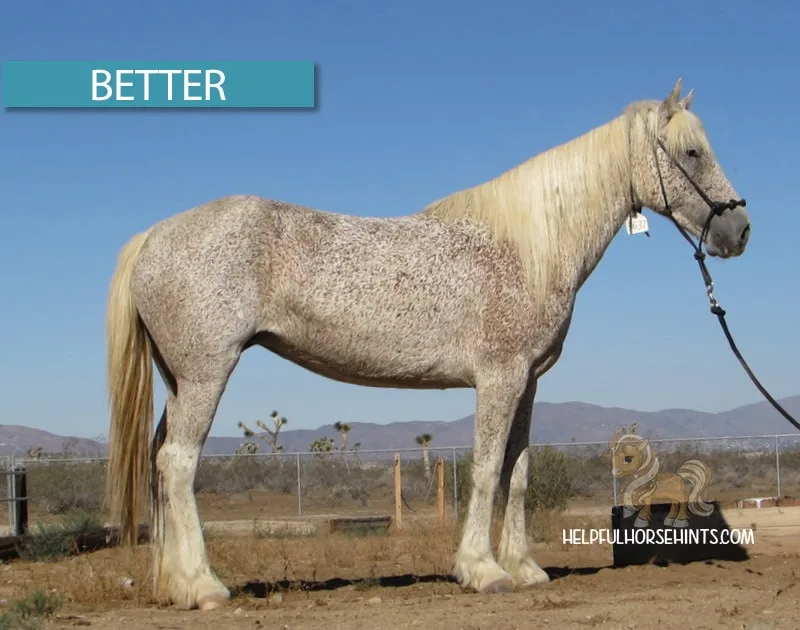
[649,138,746,310]
[636,139,800,432]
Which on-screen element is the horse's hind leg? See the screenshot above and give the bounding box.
[497,376,549,587]
[453,361,530,593]
[152,355,239,610]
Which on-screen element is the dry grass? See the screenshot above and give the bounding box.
[1,506,798,629]
[0,509,598,612]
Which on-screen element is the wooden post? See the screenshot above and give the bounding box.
[393,453,402,530]
[436,458,445,526]
[8,465,27,537]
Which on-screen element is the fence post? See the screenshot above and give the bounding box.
[436,458,445,526]
[775,436,781,502]
[296,452,302,516]
[393,453,402,530]
[451,447,458,515]
[8,464,28,537]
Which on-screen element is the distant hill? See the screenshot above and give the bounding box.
[2,395,799,457]
[0,425,106,457]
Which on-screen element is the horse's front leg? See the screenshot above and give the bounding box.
[452,360,531,593]
[496,374,549,587]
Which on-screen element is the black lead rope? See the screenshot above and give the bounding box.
[650,140,800,432]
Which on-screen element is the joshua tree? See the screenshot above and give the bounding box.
[26,446,43,460]
[415,433,433,481]
[235,441,258,455]
[238,409,289,454]
[334,421,353,471]
[333,421,351,453]
[309,436,336,460]
[352,441,362,467]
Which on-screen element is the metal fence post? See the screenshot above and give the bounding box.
[8,464,27,537]
[296,452,302,516]
[6,461,12,535]
[451,447,458,514]
[775,435,781,501]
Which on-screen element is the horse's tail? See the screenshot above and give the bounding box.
[105,229,154,547]
[677,459,714,517]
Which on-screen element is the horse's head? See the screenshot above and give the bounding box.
[610,434,650,479]
[632,79,751,259]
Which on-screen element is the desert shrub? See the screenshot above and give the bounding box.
[194,456,296,495]
[526,446,578,512]
[300,455,390,507]
[26,460,106,515]
[399,458,436,503]
[194,453,390,509]
[327,482,370,507]
[0,589,62,630]
[444,446,579,518]
[568,451,612,500]
[16,509,103,562]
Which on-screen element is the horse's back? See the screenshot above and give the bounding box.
[128,194,539,384]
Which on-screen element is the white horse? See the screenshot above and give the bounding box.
[104,78,750,609]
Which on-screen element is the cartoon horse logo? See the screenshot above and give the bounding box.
[609,430,713,528]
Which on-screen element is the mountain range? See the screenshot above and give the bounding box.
[2,395,799,457]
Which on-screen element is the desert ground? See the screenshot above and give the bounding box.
[0,449,796,628]
[0,495,798,630]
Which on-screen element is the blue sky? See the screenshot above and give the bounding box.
[1,0,798,441]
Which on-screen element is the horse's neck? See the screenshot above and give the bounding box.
[570,190,634,292]
[553,116,640,292]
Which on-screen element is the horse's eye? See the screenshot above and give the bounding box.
[686,149,699,158]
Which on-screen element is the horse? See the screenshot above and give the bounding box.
[104,78,751,610]
[609,430,714,528]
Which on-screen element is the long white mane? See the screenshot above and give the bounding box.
[421,98,713,302]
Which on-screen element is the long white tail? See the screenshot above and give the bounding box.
[104,230,153,547]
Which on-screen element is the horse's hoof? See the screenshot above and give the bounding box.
[197,586,230,611]
[453,554,513,593]
[510,558,550,587]
[198,596,227,611]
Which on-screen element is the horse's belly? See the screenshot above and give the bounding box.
[250,324,471,388]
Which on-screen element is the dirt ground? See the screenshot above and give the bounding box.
[0,504,797,630]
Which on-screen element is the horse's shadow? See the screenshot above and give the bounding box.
[233,574,458,597]
[232,567,607,598]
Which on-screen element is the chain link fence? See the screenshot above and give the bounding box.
[1,433,800,529]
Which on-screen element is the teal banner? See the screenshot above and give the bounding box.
[1,60,316,109]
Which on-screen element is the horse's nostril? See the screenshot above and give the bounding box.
[740,224,751,243]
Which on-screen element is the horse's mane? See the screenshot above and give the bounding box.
[420,98,712,301]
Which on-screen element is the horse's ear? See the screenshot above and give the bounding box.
[663,78,683,114]
[679,88,694,110]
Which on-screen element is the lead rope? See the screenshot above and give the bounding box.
[651,143,800,432]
